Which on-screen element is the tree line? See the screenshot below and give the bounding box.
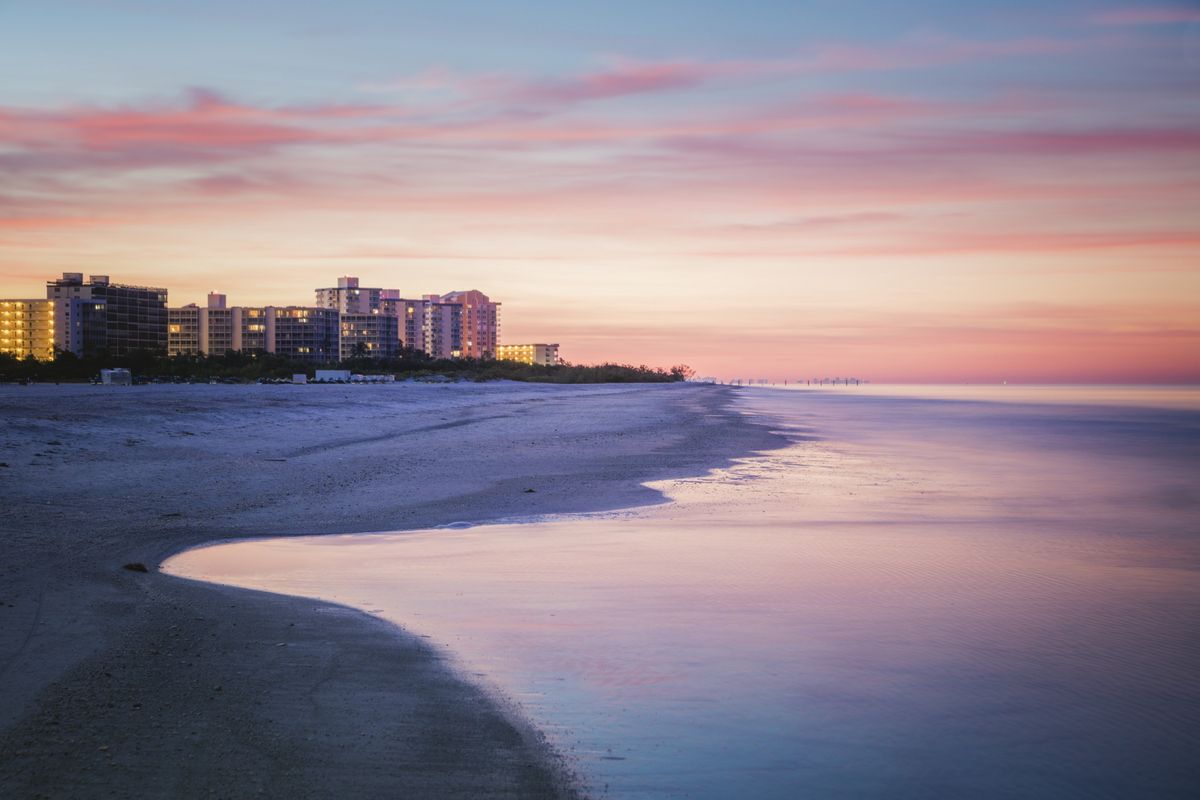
[0,349,695,385]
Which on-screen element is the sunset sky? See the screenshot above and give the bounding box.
[2,1,1198,382]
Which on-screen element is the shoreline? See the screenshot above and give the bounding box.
[0,382,786,798]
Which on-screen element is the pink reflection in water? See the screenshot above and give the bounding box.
[166,388,1200,799]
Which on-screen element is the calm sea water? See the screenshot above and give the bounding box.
[165,386,1200,799]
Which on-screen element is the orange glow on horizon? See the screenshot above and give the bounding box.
[1,6,1197,382]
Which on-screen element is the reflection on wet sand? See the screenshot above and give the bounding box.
[166,386,1200,799]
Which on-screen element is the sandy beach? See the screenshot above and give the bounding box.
[0,382,783,799]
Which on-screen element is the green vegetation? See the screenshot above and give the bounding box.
[0,349,694,384]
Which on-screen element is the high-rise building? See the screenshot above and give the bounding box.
[168,305,200,356]
[380,297,428,352]
[202,293,235,355]
[315,276,386,315]
[239,307,269,352]
[46,273,167,356]
[266,307,339,362]
[0,299,55,360]
[168,294,269,356]
[422,295,462,359]
[496,343,560,366]
[439,290,500,359]
[339,312,400,360]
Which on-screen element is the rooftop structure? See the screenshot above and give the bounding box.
[316,276,387,315]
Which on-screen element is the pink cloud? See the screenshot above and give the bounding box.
[0,87,408,163]
[0,215,124,230]
[939,127,1200,156]
[513,62,712,104]
[68,89,334,151]
[187,171,305,196]
[684,229,1200,259]
[1093,7,1200,25]
[360,32,1119,112]
[652,123,1200,173]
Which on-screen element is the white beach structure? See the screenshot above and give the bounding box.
[99,368,132,385]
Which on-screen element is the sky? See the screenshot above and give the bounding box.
[1,1,1198,382]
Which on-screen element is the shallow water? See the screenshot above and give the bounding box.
[165,386,1200,798]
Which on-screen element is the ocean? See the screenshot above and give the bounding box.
[164,385,1200,798]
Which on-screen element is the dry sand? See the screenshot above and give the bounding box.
[0,381,783,799]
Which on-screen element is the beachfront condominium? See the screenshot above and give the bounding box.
[172,298,337,361]
[422,295,463,359]
[497,343,560,366]
[168,294,269,356]
[439,290,500,359]
[0,299,56,360]
[339,312,400,360]
[380,296,427,353]
[46,273,168,356]
[167,306,200,356]
[267,306,340,361]
[315,276,389,315]
[314,276,501,359]
[380,295,467,359]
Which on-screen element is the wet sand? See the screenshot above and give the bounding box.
[164,386,1200,798]
[0,382,783,799]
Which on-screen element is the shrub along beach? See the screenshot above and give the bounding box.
[0,350,695,385]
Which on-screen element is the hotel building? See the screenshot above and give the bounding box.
[314,277,502,359]
[380,297,428,352]
[46,273,168,356]
[266,307,340,361]
[168,294,270,356]
[167,306,200,356]
[439,290,500,359]
[339,312,400,360]
[6,272,512,364]
[0,299,55,360]
[421,296,463,359]
[316,276,388,315]
[496,343,560,366]
[379,294,466,359]
[239,307,269,352]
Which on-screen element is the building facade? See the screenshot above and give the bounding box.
[239,307,269,352]
[266,307,339,362]
[198,293,233,354]
[313,277,501,359]
[5,273,509,364]
[422,296,462,359]
[382,297,434,353]
[339,312,399,360]
[47,273,167,356]
[167,305,201,356]
[168,294,270,356]
[496,343,560,366]
[0,299,55,360]
[316,276,386,315]
[439,290,500,359]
